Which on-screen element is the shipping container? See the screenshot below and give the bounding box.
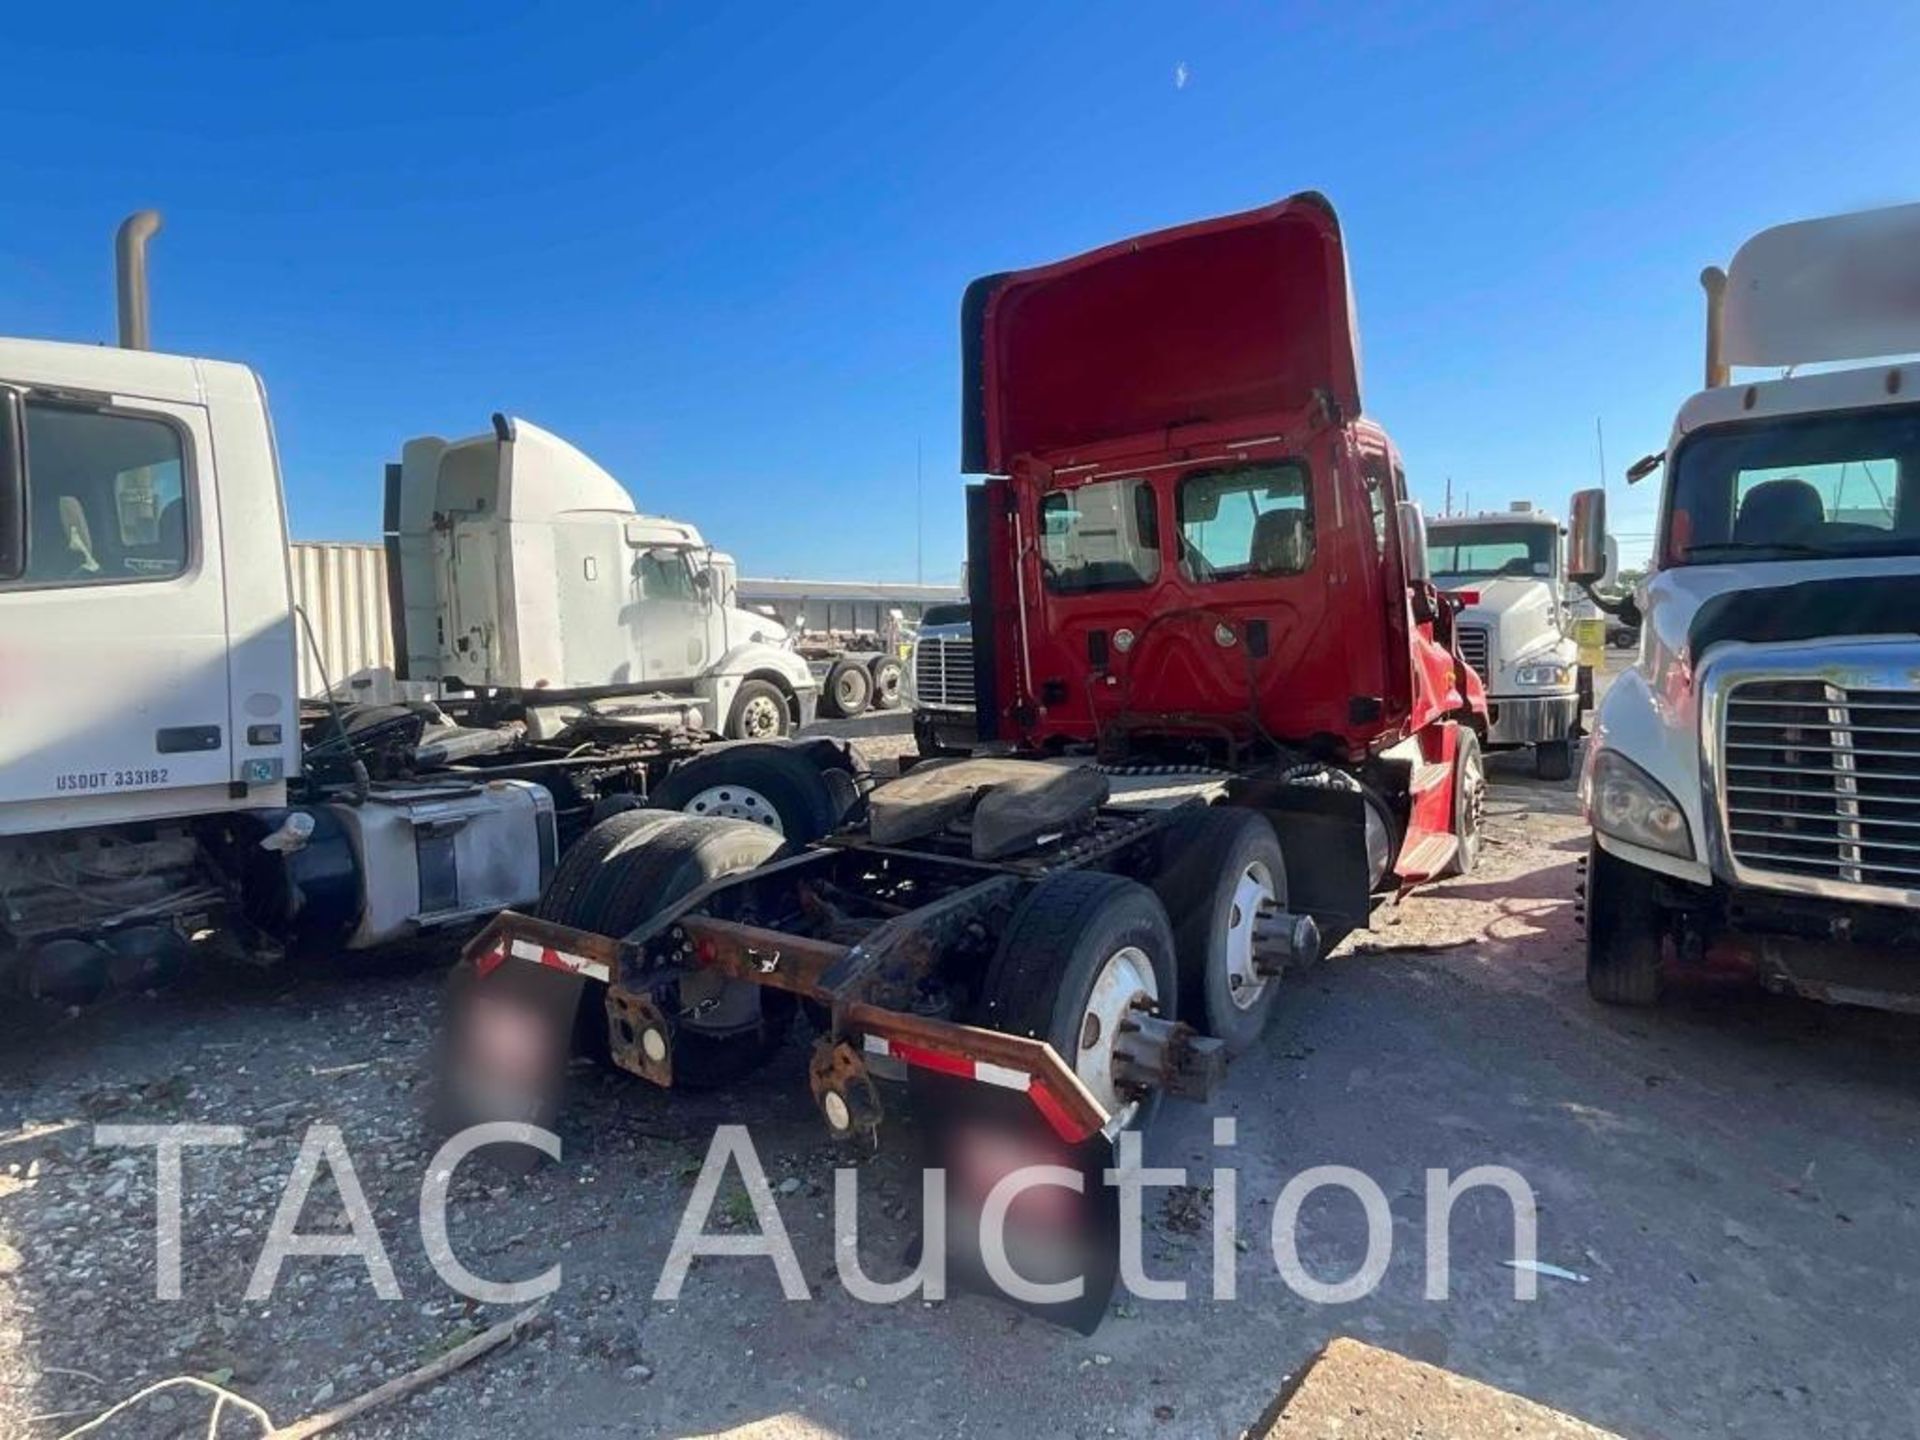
[289,541,395,699]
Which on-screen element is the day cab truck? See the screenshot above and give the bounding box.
[449,194,1492,1321]
[0,214,852,1008]
[1571,202,1920,1012]
[1427,505,1585,780]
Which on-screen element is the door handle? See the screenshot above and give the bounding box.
[156,726,222,754]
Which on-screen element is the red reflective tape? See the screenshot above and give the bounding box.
[472,944,507,978]
[1028,1081,1097,1146]
[890,1040,973,1081]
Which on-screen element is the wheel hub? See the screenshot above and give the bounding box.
[1223,860,1278,1011]
[1074,945,1159,1113]
[680,784,784,833]
[740,696,782,738]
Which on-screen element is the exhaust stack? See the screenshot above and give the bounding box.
[1700,264,1729,389]
[115,210,163,350]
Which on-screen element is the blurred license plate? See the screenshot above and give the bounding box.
[466,993,555,1087]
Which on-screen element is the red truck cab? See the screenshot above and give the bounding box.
[961,194,1489,903]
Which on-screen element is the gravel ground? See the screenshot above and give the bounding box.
[5,719,1920,1439]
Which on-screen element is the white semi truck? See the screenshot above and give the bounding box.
[387,415,817,740]
[1571,203,1920,1012]
[1427,505,1584,780]
[0,214,853,1006]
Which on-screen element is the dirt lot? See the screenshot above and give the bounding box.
[5,713,1920,1439]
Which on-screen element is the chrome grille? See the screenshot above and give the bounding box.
[1723,678,1920,891]
[1456,625,1490,683]
[912,634,975,710]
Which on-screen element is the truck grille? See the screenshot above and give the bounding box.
[1456,625,1490,682]
[1723,678,1920,891]
[913,635,975,710]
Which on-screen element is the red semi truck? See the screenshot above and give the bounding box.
[447,194,1490,1319]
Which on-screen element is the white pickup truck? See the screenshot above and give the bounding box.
[1570,202,1920,1012]
[1427,507,1583,780]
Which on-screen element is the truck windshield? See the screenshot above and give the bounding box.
[1663,407,1920,564]
[1428,524,1555,584]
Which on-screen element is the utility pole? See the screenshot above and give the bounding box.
[1444,476,1453,517]
[1595,416,1608,495]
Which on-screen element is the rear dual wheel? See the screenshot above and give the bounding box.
[825,659,873,718]
[1150,807,1289,1057]
[869,656,904,710]
[977,871,1178,1131]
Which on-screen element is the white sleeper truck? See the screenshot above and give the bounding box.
[1427,505,1584,780]
[0,214,853,1007]
[1571,203,1920,1011]
[388,416,816,740]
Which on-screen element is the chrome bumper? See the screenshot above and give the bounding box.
[1487,693,1580,746]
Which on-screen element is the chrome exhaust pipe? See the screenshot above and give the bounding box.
[1700,264,1729,389]
[115,210,163,350]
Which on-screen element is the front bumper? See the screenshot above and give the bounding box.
[1486,693,1579,746]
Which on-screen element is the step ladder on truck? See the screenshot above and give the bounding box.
[445,194,1492,1328]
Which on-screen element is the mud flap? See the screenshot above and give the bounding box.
[912,1071,1121,1334]
[1228,777,1372,942]
[438,956,586,1164]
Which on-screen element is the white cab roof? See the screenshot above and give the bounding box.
[0,335,261,405]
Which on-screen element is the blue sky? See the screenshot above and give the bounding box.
[4,2,1913,578]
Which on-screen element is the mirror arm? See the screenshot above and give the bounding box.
[1579,580,1640,627]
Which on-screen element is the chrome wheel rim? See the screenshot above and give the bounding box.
[834,669,868,710]
[1223,859,1278,1011]
[1462,745,1486,840]
[739,695,782,738]
[681,784,783,833]
[873,664,901,705]
[1074,945,1159,1113]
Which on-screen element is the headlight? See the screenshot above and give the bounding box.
[1514,662,1574,688]
[1586,750,1693,858]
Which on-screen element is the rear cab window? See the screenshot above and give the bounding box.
[1039,478,1161,593]
[1177,461,1313,582]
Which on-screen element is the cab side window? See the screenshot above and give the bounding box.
[10,403,188,588]
[634,545,697,601]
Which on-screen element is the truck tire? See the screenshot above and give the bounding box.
[537,808,685,923]
[1439,727,1485,878]
[564,816,797,1087]
[725,679,790,740]
[1149,807,1288,1057]
[869,656,904,710]
[1585,838,1664,1006]
[825,659,872,719]
[649,742,848,842]
[977,871,1178,1131]
[1535,738,1574,783]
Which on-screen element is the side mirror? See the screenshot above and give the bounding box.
[1397,500,1431,584]
[1568,489,1608,585]
[692,565,713,592]
[0,389,23,581]
[1625,452,1664,486]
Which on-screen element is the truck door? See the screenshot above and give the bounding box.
[627,541,711,684]
[0,392,234,826]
